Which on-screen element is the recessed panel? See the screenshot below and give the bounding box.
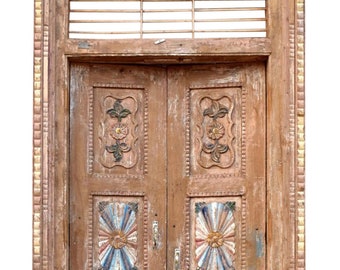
[189,86,244,178]
[190,197,244,270]
[91,196,145,270]
[90,85,146,177]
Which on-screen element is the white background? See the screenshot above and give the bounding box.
[0,1,339,268]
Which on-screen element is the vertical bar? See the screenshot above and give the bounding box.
[140,0,143,38]
[192,0,195,38]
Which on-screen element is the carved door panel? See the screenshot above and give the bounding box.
[167,64,266,270]
[70,63,266,270]
[70,64,168,269]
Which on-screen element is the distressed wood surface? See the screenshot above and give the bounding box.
[70,64,168,269]
[33,0,305,269]
[65,38,271,56]
[167,63,266,269]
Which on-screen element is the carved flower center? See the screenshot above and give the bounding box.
[212,127,219,134]
[207,122,225,140]
[111,123,129,140]
[109,230,127,249]
[206,231,224,248]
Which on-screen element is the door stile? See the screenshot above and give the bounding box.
[167,64,266,270]
[69,64,168,269]
[167,66,190,269]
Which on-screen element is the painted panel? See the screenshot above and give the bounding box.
[92,196,144,270]
[190,197,243,270]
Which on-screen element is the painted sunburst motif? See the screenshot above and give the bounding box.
[97,201,138,270]
[195,202,236,270]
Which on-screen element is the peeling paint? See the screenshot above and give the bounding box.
[256,229,264,258]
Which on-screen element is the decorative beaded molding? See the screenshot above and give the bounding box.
[33,0,44,268]
[88,83,94,174]
[187,189,246,197]
[289,23,297,269]
[296,0,305,268]
[88,83,148,179]
[184,198,191,269]
[88,194,94,269]
[240,196,247,270]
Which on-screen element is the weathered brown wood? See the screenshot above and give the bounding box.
[167,63,266,269]
[65,38,271,56]
[70,64,167,269]
[266,0,300,269]
[32,0,305,269]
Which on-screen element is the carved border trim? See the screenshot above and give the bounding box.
[240,196,247,270]
[296,0,305,268]
[184,197,190,269]
[186,82,246,179]
[289,22,297,269]
[185,89,191,177]
[88,194,94,269]
[33,0,43,269]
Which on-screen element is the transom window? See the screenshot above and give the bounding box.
[69,0,267,39]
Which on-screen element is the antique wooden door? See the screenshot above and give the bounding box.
[70,62,265,269]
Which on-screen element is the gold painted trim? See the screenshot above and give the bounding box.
[33,0,50,269]
[296,0,305,268]
[33,0,43,268]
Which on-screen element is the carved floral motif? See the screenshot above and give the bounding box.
[97,201,138,269]
[110,123,129,140]
[194,201,236,270]
[201,100,231,164]
[105,100,132,162]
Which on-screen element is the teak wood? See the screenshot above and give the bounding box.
[32,0,305,269]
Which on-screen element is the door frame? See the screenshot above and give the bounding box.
[32,0,305,269]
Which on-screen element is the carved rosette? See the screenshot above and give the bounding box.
[198,97,235,169]
[99,96,138,169]
[194,201,236,269]
[97,201,138,269]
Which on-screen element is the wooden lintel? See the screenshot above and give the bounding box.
[64,38,271,58]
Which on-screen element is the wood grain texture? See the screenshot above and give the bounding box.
[69,64,168,269]
[167,64,266,270]
[65,38,271,57]
[33,0,305,269]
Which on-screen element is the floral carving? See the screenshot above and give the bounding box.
[206,122,225,140]
[110,123,129,140]
[107,99,132,122]
[202,101,230,163]
[105,100,132,162]
[194,201,236,269]
[203,100,229,119]
[97,201,138,270]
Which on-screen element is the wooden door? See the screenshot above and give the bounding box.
[70,62,266,269]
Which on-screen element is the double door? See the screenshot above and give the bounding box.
[70,63,266,269]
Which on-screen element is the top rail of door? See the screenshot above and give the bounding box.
[69,0,267,39]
